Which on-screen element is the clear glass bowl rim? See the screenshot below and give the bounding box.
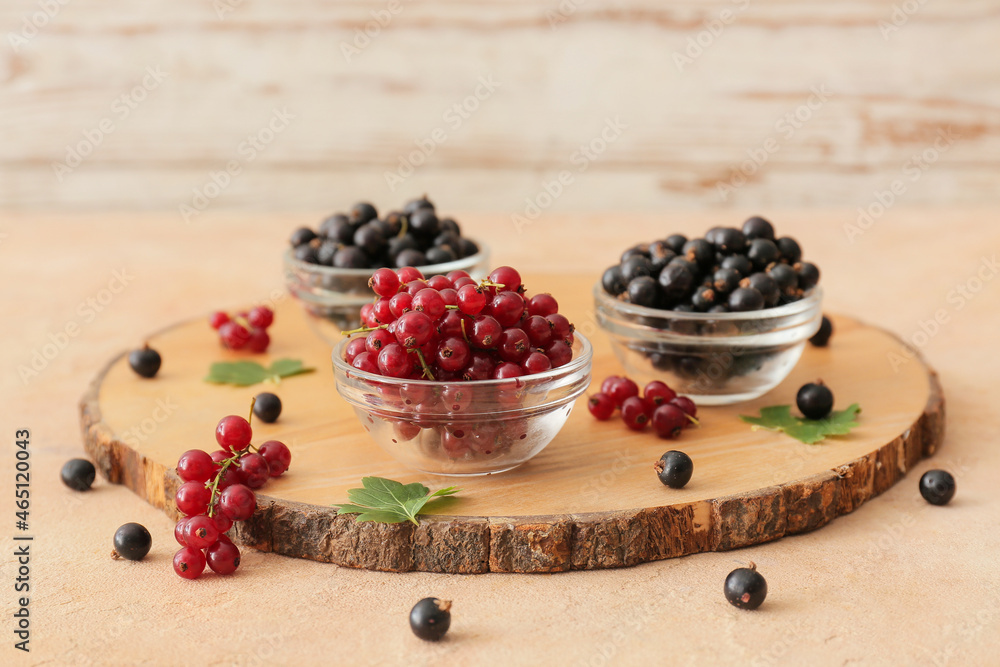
[283,243,491,280]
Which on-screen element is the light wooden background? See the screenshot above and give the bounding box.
[2,0,999,213]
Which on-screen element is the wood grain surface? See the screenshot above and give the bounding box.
[3,1,999,212]
[79,275,943,572]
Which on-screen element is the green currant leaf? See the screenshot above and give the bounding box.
[204,359,315,387]
[334,477,461,525]
[740,404,861,445]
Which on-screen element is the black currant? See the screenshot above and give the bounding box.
[334,246,369,269]
[388,234,419,260]
[728,287,764,312]
[410,598,452,641]
[691,288,717,312]
[602,265,627,296]
[350,202,378,224]
[426,247,457,265]
[621,244,651,263]
[620,255,653,283]
[742,216,775,241]
[919,470,956,506]
[408,208,440,239]
[747,238,780,271]
[658,263,695,303]
[403,195,434,215]
[439,217,461,236]
[796,262,821,290]
[395,248,427,268]
[708,304,730,313]
[253,392,282,423]
[664,234,688,255]
[683,239,715,269]
[768,263,799,292]
[742,273,780,308]
[293,243,319,264]
[368,219,394,240]
[627,276,660,308]
[61,458,96,491]
[112,523,152,561]
[721,254,753,277]
[712,268,742,295]
[383,211,405,236]
[776,237,802,263]
[649,240,676,263]
[714,227,747,254]
[655,451,693,488]
[289,227,317,247]
[725,564,767,610]
[797,381,833,420]
[809,316,833,347]
[353,223,386,256]
[459,238,479,257]
[128,345,161,378]
[316,240,339,266]
[318,214,353,243]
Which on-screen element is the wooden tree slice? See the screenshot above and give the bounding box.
[79,274,944,574]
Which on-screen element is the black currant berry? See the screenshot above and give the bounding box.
[408,208,440,239]
[353,223,386,256]
[289,227,317,247]
[768,263,799,292]
[403,195,434,215]
[683,239,715,270]
[797,381,834,420]
[621,244,651,263]
[395,249,427,268]
[655,451,693,488]
[318,214,353,243]
[776,237,802,264]
[253,392,282,423]
[459,238,479,257]
[743,273,780,308]
[691,288,717,312]
[334,246,369,269]
[919,470,956,506]
[721,254,753,277]
[293,243,319,264]
[439,217,461,236]
[810,316,833,347]
[728,287,764,312]
[627,276,661,308]
[620,255,653,283]
[602,266,627,296]
[350,202,378,224]
[714,227,747,254]
[316,240,339,266]
[426,247,457,265]
[61,458,96,491]
[658,263,695,302]
[410,598,452,641]
[725,564,767,610]
[664,234,688,255]
[712,268,742,295]
[747,238,780,271]
[796,262,821,290]
[128,345,161,378]
[388,234,419,260]
[742,216,775,241]
[112,523,152,561]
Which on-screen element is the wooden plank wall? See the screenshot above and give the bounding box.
[1,0,998,214]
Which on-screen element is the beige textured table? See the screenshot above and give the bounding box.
[2,211,998,666]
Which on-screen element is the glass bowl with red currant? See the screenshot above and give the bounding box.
[594,217,824,405]
[332,266,593,475]
[284,197,490,343]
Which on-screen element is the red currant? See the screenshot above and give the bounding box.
[219,321,250,350]
[523,315,553,347]
[621,396,651,431]
[175,481,211,516]
[395,311,434,349]
[258,440,291,477]
[238,453,270,489]
[174,517,191,546]
[436,337,471,373]
[247,327,270,353]
[389,292,414,318]
[396,267,424,283]
[372,298,394,325]
[176,449,215,483]
[209,311,230,330]
[527,293,558,317]
[522,351,552,375]
[426,275,453,291]
[470,315,502,349]
[184,515,220,549]
[643,381,678,408]
[173,546,206,580]
[247,306,274,329]
[489,292,525,328]
[493,362,524,379]
[215,415,252,453]
[369,267,401,298]
[489,266,522,293]
[670,396,698,421]
[587,393,616,420]
[544,340,573,368]
[365,328,396,356]
[206,539,241,575]
[352,351,379,374]
[652,404,687,440]
[606,377,639,407]
[413,288,446,320]
[378,343,416,378]
[219,484,256,521]
[498,328,530,363]
[345,337,367,363]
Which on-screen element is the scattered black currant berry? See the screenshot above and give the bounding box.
[654,451,694,489]
[724,563,768,610]
[253,392,283,423]
[810,315,833,347]
[919,470,956,506]
[796,381,834,420]
[60,458,96,491]
[128,345,162,378]
[410,598,452,641]
[112,523,152,561]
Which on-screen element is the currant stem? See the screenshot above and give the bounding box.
[248,396,256,428]
[340,324,388,337]
[412,348,436,380]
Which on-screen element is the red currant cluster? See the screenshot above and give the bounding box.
[171,407,291,580]
[346,265,575,381]
[588,376,698,439]
[209,306,275,352]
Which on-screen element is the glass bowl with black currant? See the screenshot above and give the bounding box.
[593,217,824,405]
[284,196,489,343]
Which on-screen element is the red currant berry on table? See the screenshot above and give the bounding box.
[238,453,270,489]
[652,404,687,440]
[219,321,250,350]
[206,540,241,575]
[219,484,257,521]
[174,517,191,546]
[173,546,206,580]
[176,449,215,483]
[215,415,252,453]
[175,481,211,516]
[247,306,274,330]
[621,396,651,431]
[247,327,270,353]
[643,381,677,408]
[184,515,220,549]
[588,392,616,420]
[605,377,639,407]
[670,396,697,421]
[209,311,230,330]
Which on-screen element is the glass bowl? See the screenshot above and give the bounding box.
[284,244,490,345]
[331,332,593,476]
[593,283,823,405]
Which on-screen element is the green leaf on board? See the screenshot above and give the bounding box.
[740,403,861,445]
[334,477,461,526]
[203,359,315,387]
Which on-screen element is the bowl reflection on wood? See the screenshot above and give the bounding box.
[284,245,490,345]
[332,332,593,476]
[594,283,823,405]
